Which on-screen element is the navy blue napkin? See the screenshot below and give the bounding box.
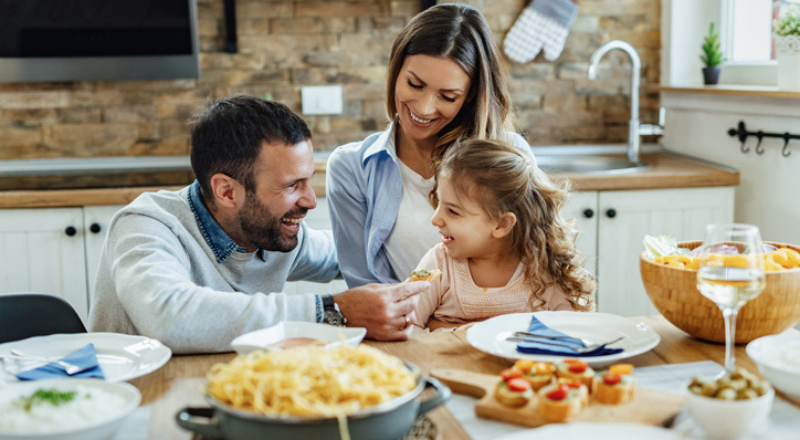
[16,343,105,381]
[515,315,624,357]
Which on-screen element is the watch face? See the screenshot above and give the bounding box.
[324,310,346,327]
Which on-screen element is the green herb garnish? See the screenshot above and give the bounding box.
[15,389,78,411]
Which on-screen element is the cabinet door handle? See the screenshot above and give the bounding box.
[90,223,102,234]
[606,209,617,219]
[65,226,77,236]
[582,209,594,219]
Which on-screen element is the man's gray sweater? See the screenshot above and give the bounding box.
[88,185,339,354]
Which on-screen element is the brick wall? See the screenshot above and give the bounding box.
[0,0,660,160]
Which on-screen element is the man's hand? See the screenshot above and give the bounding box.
[333,281,429,341]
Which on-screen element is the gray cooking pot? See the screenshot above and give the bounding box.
[175,363,451,440]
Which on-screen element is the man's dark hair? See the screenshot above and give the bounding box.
[190,94,312,200]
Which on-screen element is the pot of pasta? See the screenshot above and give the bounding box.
[175,345,450,440]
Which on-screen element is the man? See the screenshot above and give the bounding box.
[88,95,428,354]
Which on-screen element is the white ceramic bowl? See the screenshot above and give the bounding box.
[0,378,141,440]
[231,321,367,355]
[684,380,774,440]
[746,329,800,403]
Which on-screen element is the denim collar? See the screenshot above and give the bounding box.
[362,121,398,165]
[188,180,251,263]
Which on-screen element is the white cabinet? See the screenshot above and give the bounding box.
[562,190,599,280]
[566,186,735,317]
[0,208,89,322]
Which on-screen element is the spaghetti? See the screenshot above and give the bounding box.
[206,345,417,418]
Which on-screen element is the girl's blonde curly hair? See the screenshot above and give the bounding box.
[433,139,596,312]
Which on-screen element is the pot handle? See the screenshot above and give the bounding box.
[175,407,225,439]
[416,377,452,417]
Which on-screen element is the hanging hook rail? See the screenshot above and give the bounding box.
[728,120,800,158]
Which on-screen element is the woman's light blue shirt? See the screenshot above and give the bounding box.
[326,122,535,287]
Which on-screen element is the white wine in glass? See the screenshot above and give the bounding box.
[696,224,766,374]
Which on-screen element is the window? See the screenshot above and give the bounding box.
[723,0,777,63]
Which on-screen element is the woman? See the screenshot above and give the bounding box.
[326,3,534,287]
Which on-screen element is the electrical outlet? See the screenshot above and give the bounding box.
[301,85,343,115]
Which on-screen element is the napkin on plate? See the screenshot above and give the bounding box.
[515,315,624,357]
[15,343,105,381]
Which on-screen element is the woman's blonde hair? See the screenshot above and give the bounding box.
[385,4,515,168]
[437,139,595,312]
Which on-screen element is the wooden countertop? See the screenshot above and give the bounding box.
[647,84,800,100]
[565,153,739,191]
[0,153,737,209]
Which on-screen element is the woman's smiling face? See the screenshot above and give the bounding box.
[394,54,471,144]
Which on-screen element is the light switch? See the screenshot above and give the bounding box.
[301,85,343,115]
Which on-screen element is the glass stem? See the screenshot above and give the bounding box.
[722,307,738,374]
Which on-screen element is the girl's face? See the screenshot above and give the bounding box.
[431,175,502,260]
[394,54,471,144]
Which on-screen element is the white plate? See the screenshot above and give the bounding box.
[746,329,800,402]
[466,311,660,366]
[231,321,367,355]
[0,378,141,440]
[0,333,171,382]
[492,423,681,440]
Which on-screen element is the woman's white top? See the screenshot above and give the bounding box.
[383,159,442,280]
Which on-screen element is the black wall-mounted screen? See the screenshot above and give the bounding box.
[0,0,200,82]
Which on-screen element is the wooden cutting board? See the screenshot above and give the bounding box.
[431,368,684,428]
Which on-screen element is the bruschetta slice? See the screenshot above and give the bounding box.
[537,382,584,422]
[409,269,442,282]
[555,359,595,391]
[494,368,532,407]
[593,364,635,404]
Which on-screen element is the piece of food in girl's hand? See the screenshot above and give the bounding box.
[409,269,442,282]
[537,382,584,422]
[593,364,636,404]
[514,359,556,391]
[494,368,532,407]
[555,359,595,391]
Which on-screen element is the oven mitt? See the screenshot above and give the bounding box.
[503,0,579,63]
[15,343,105,381]
[516,315,624,357]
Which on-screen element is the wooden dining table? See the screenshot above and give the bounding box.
[128,315,780,440]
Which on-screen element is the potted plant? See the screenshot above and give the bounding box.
[775,4,800,91]
[700,22,725,85]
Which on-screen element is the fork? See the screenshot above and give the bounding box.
[0,350,84,375]
[506,335,625,354]
[513,331,604,347]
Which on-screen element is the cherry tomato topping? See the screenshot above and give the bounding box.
[545,385,568,401]
[507,377,531,392]
[501,368,522,381]
[568,363,588,374]
[562,380,582,389]
[603,372,622,385]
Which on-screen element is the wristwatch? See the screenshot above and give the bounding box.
[321,294,347,327]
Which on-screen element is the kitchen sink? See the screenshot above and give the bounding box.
[535,155,649,175]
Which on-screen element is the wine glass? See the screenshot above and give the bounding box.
[696,224,766,375]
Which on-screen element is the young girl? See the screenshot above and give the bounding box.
[409,139,595,332]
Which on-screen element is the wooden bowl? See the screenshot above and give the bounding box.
[640,241,800,343]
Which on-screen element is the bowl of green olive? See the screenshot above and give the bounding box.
[684,368,774,440]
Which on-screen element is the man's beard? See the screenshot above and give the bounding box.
[239,192,305,253]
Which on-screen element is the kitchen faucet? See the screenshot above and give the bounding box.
[588,40,662,165]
